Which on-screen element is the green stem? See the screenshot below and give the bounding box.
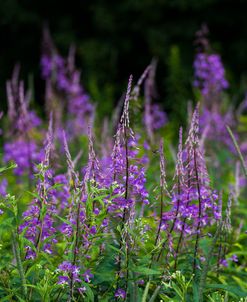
[198,222,222,302]
[12,230,27,297]
[193,147,203,273]
[227,126,247,178]
[148,286,161,302]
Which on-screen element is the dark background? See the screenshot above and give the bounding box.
[1,0,247,118]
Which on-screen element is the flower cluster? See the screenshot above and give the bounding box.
[200,107,237,152]
[57,261,80,285]
[162,107,221,263]
[19,119,56,256]
[41,28,93,138]
[115,288,126,300]
[3,68,43,178]
[193,53,228,97]
[0,29,243,301]
[105,77,149,219]
[4,140,44,177]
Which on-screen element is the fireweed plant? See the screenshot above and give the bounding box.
[0,30,247,302]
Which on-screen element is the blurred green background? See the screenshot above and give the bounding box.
[1,0,247,118]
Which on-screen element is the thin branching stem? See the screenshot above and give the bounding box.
[174,167,191,270]
[193,147,203,273]
[227,126,247,178]
[69,192,82,300]
[156,178,181,263]
[12,230,27,297]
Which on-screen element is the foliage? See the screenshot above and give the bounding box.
[0,26,247,302]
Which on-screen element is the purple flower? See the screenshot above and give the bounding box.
[106,130,149,217]
[93,207,100,215]
[229,254,238,262]
[58,276,69,285]
[0,179,8,197]
[137,279,145,285]
[78,287,87,294]
[220,259,228,267]
[83,270,93,283]
[163,107,220,263]
[60,222,73,237]
[59,261,72,272]
[90,226,97,235]
[102,218,108,227]
[51,174,70,209]
[115,288,126,299]
[25,246,36,260]
[57,261,81,284]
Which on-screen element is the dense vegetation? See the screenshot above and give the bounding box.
[0,26,247,301]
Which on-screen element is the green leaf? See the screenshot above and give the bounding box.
[206,284,247,298]
[16,294,28,302]
[159,293,175,302]
[108,244,122,254]
[80,282,94,302]
[141,281,150,302]
[132,266,161,275]
[26,191,42,201]
[149,285,161,302]
[54,214,73,226]
[0,163,17,173]
[193,281,199,302]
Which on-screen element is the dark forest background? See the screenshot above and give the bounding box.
[1,0,247,118]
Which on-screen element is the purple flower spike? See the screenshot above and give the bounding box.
[194,52,228,97]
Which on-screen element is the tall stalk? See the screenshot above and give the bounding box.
[12,229,27,297]
[198,223,222,302]
[63,132,84,301]
[69,189,82,301]
[115,75,133,300]
[174,156,191,271]
[34,116,53,255]
[227,126,247,178]
[157,129,183,264]
[192,147,203,272]
[150,139,169,266]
